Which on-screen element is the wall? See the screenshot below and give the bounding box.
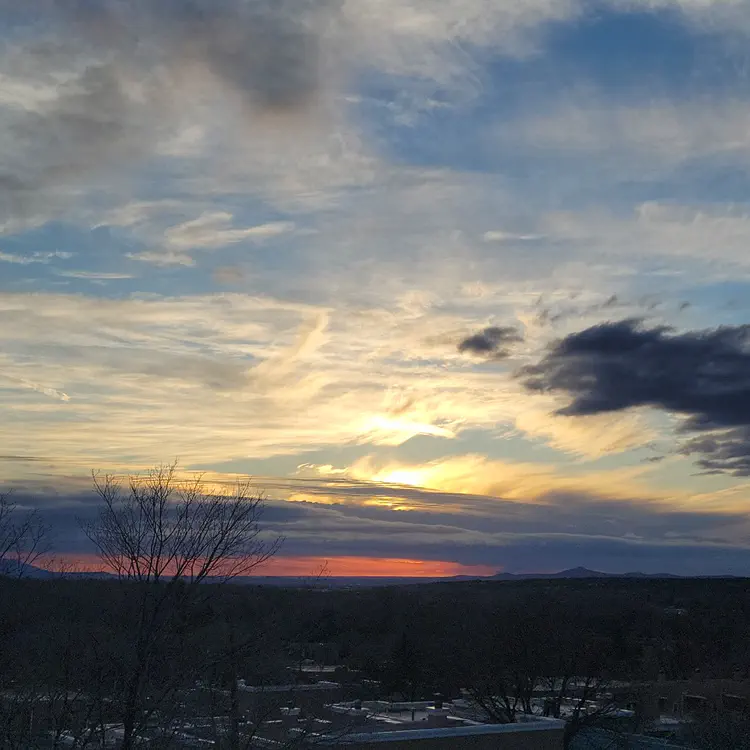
[326,725,565,750]
[636,679,750,719]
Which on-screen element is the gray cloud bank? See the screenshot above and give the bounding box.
[12,474,750,576]
[57,0,330,113]
[0,0,338,226]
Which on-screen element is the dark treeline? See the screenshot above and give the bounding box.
[2,573,750,748]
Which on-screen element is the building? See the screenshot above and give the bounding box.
[647,679,750,720]
[236,679,345,716]
[303,698,565,750]
[571,728,690,750]
[39,694,564,749]
[313,719,566,750]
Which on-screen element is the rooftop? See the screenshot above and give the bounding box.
[237,680,342,693]
[313,699,565,744]
[315,715,565,745]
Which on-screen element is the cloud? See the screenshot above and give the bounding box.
[12,0,732,231]
[488,95,750,222]
[74,0,334,113]
[6,0,750,504]
[57,271,133,280]
[458,325,523,358]
[126,251,196,267]
[342,0,583,81]
[6,0,575,226]
[514,98,750,168]
[619,0,750,36]
[32,0,334,121]
[0,1,349,228]
[212,265,247,285]
[0,62,162,229]
[507,203,750,275]
[19,472,750,575]
[0,292,417,466]
[250,472,750,575]
[93,200,188,229]
[680,429,750,477]
[306,453,676,509]
[0,280,661,469]
[164,212,294,251]
[483,231,545,242]
[0,373,70,402]
[2,0,746,235]
[0,250,72,265]
[522,319,750,474]
[514,403,657,458]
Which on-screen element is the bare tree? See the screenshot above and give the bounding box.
[0,492,49,578]
[459,600,631,749]
[464,666,538,724]
[84,463,280,584]
[685,711,750,750]
[461,605,542,724]
[80,463,282,750]
[302,559,331,590]
[541,675,624,749]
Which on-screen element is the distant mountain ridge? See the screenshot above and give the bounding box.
[487,566,683,581]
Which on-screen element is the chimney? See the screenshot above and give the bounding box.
[349,700,371,727]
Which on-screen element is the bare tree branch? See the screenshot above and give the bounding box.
[82,464,282,584]
[0,492,51,578]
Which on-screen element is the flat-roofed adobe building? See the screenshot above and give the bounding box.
[306,700,565,750]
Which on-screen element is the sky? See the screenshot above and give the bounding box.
[4,0,750,577]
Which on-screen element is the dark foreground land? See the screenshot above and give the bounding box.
[2,575,749,749]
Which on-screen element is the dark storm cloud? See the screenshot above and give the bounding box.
[458,326,523,358]
[522,319,750,474]
[680,428,750,476]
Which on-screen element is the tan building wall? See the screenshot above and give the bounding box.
[634,679,750,719]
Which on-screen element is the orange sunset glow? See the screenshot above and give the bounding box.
[257,557,497,577]
[49,555,496,578]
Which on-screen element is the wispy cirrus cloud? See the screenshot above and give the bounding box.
[126,250,196,267]
[507,98,750,168]
[297,453,678,510]
[0,372,70,402]
[56,270,133,280]
[0,285,650,471]
[0,250,72,264]
[164,212,294,251]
